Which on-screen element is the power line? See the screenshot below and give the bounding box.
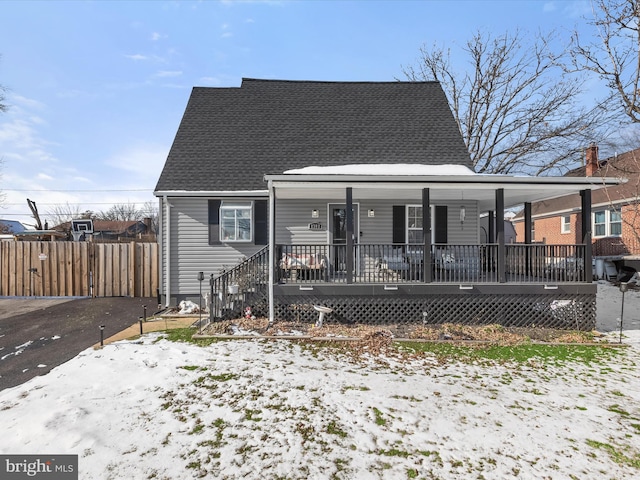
[2,188,153,192]
[3,201,156,206]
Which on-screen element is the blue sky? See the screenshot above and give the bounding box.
[0,0,592,227]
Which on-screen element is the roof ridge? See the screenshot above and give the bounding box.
[241,78,439,85]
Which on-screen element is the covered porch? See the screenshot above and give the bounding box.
[262,166,620,329]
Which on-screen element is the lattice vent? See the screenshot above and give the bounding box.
[273,293,595,330]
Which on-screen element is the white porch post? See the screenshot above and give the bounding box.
[163,195,171,307]
[268,180,275,324]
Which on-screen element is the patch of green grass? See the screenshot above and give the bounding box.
[244,409,262,422]
[162,328,218,345]
[343,385,370,392]
[395,341,622,365]
[586,439,640,468]
[179,365,201,371]
[326,420,348,438]
[195,372,238,384]
[375,448,409,458]
[608,404,631,417]
[372,407,387,426]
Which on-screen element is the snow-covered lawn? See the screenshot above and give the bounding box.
[1,326,639,479]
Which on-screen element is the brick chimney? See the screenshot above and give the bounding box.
[585,143,599,176]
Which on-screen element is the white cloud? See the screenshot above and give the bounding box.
[11,95,46,110]
[104,144,168,179]
[154,70,183,78]
[150,32,165,41]
[37,173,54,181]
[198,76,222,85]
[124,54,148,61]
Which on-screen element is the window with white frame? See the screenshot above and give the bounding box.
[561,215,571,234]
[593,209,622,237]
[407,205,424,244]
[220,202,252,241]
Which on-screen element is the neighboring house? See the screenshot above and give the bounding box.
[52,219,155,242]
[154,79,620,329]
[512,144,640,276]
[0,219,27,240]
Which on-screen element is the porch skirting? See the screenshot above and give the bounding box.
[272,284,597,331]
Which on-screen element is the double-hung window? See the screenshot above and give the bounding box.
[561,215,571,234]
[593,209,621,237]
[220,202,252,242]
[407,205,424,244]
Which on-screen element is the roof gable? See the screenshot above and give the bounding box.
[155,79,472,193]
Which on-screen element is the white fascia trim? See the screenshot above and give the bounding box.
[154,190,269,197]
[265,175,623,188]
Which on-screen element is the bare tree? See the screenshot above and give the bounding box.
[402,29,612,175]
[45,203,91,227]
[0,55,7,114]
[140,200,159,233]
[96,202,142,222]
[569,0,640,124]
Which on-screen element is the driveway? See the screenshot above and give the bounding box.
[0,297,158,391]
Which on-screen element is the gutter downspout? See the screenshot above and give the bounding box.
[163,195,172,307]
[268,180,275,324]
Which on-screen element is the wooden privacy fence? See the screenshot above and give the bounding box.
[0,241,158,298]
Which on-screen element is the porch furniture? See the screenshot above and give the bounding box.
[434,246,481,281]
[280,252,327,280]
[375,247,409,278]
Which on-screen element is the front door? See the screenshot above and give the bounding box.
[329,204,359,272]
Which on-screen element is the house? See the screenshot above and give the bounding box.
[154,79,621,330]
[512,144,640,278]
[0,219,27,240]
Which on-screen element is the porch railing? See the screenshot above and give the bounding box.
[276,243,588,284]
[209,246,269,322]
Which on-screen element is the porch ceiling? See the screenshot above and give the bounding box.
[268,176,622,211]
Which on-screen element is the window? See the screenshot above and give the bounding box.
[531,221,535,241]
[220,202,252,242]
[561,215,571,234]
[610,210,622,236]
[593,209,622,237]
[407,205,424,244]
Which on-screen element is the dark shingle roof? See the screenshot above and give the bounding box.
[155,78,472,192]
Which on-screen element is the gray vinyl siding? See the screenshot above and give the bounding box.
[275,199,479,245]
[275,199,330,244]
[446,201,479,244]
[165,196,267,302]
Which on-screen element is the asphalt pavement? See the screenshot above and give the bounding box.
[0,297,157,391]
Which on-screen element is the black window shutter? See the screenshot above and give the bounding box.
[208,200,221,245]
[434,205,448,244]
[254,200,268,245]
[392,206,406,244]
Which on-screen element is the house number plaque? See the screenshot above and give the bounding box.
[308,222,323,231]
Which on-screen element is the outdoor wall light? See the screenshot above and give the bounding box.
[459,205,466,223]
[368,209,375,218]
[312,209,319,218]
